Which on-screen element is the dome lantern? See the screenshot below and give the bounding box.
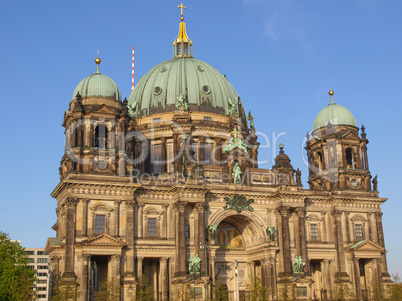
[173,3,193,58]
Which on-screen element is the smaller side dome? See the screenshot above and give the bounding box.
[313,90,357,130]
[72,73,121,101]
[272,143,293,170]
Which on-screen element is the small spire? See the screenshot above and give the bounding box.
[173,3,193,57]
[95,51,101,73]
[279,142,284,154]
[328,89,334,104]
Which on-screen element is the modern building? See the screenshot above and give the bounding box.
[26,248,49,300]
[46,4,392,300]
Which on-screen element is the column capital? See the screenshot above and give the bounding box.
[160,257,169,263]
[82,198,90,204]
[331,210,342,218]
[50,255,61,262]
[137,256,144,262]
[65,197,78,207]
[77,254,91,261]
[196,202,206,212]
[111,254,122,262]
[173,201,187,212]
[279,206,290,216]
[295,207,306,217]
[375,212,383,219]
[124,200,135,209]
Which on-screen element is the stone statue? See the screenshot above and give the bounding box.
[293,256,305,273]
[372,175,378,191]
[266,226,276,241]
[247,111,255,129]
[227,98,239,117]
[207,224,218,241]
[295,168,302,185]
[232,162,242,184]
[188,254,201,274]
[175,94,189,112]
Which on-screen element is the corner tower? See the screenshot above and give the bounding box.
[305,90,372,191]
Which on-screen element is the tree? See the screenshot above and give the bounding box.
[94,277,121,301]
[390,273,402,300]
[246,277,268,301]
[0,231,36,301]
[51,278,80,301]
[135,275,154,301]
[212,281,229,301]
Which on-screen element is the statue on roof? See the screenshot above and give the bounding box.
[223,128,248,153]
[228,98,239,117]
[232,162,242,184]
[176,94,189,112]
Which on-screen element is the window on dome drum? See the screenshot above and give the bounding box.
[148,218,156,237]
[355,224,363,241]
[151,144,162,175]
[153,118,160,123]
[204,116,211,121]
[95,124,108,149]
[204,143,213,164]
[95,215,106,234]
[310,224,318,241]
[185,224,190,238]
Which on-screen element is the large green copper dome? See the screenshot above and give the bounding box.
[72,72,121,101]
[128,57,245,118]
[313,92,357,130]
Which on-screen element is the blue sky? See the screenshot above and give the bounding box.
[0,0,401,276]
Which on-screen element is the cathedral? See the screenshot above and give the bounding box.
[45,4,392,300]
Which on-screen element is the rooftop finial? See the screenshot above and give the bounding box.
[329,89,334,104]
[95,51,101,73]
[173,3,193,58]
[178,3,186,20]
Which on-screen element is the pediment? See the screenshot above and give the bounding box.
[77,234,126,248]
[341,131,359,140]
[89,104,118,115]
[348,240,384,252]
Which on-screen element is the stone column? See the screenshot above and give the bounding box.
[321,212,327,243]
[375,212,389,274]
[174,202,187,277]
[353,256,362,299]
[49,256,61,297]
[82,199,89,237]
[280,207,292,274]
[331,210,347,274]
[324,259,332,300]
[270,258,277,300]
[296,207,308,274]
[214,138,222,163]
[114,200,120,237]
[345,211,351,243]
[137,257,144,278]
[162,204,168,239]
[198,136,205,163]
[64,198,77,277]
[196,203,206,274]
[161,138,167,173]
[78,254,90,301]
[370,213,378,243]
[125,201,135,275]
[138,202,144,239]
[211,255,216,286]
[160,257,169,301]
[261,259,270,289]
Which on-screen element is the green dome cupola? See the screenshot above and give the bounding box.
[313,89,357,130]
[127,4,246,121]
[72,56,121,101]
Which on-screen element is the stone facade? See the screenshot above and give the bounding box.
[46,9,392,301]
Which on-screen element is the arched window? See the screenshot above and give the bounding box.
[346,148,354,169]
[95,124,108,149]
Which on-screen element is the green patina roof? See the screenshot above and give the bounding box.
[128,57,246,119]
[349,239,367,249]
[72,72,121,101]
[47,237,62,246]
[313,101,357,130]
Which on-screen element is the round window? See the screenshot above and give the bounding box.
[160,66,167,73]
[202,85,210,94]
[154,86,162,95]
[197,65,204,72]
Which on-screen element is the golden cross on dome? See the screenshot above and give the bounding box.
[178,3,186,19]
